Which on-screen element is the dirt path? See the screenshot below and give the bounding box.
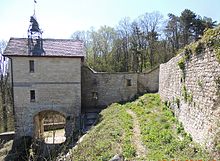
[126,109,147,158]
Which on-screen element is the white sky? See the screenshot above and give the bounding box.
[0,0,220,41]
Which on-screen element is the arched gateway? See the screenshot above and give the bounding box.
[34,110,66,143]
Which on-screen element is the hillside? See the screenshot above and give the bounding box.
[69,94,210,160]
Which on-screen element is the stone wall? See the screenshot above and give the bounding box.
[11,57,82,138]
[138,67,159,94]
[159,48,220,151]
[81,66,159,110]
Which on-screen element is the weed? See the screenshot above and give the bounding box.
[197,79,203,88]
[214,77,220,97]
[187,92,193,104]
[178,58,185,71]
[177,122,184,134]
[182,84,188,102]
[195,42,205,54]
[175,97,180,108]
[184,48,192,61]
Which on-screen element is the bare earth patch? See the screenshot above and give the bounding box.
[126,109,147,158]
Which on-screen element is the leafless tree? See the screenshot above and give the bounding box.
[139,11,163,69]
[0,40,11,132]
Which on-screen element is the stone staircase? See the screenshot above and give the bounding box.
[81,108,101,133]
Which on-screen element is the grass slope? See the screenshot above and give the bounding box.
[70,104,136,160]
[70,94,210,160]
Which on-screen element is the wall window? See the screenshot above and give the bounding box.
[29,60,35,72]
[30,90,35,102]
[126,79,132,86]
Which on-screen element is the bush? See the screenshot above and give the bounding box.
[178,58,185,71]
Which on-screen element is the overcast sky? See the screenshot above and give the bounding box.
[0,0,219,41]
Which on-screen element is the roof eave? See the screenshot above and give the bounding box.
[3,55,85,58]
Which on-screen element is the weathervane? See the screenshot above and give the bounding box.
[33,0,37,16]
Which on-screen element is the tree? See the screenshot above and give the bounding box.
[0,40,10,132]
[139,11,163,69]
[116,17,132,72]
[70,9,218,73]
[130,21,143,72]
[193,16,217,40]
[165,13,180,52]
[81,26,117,72]
[180,9,196,45]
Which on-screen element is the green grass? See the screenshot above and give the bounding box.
[125,94,209,160]
[70,103,136,161]
[70,94,210,160]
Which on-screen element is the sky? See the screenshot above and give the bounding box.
[0,0,220,41]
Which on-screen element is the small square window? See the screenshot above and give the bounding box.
[29,60,34,73]
[30,90,35,102]
[126,79,132,86]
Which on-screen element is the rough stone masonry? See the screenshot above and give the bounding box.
[159,28,220,155]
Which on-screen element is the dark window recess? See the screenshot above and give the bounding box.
[92,92,98,100]
[126,79,132,86]
[29,60,35,72]
[30,90,35,102]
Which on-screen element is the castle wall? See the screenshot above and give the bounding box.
[138,67,159,94]
[81,66,159,110]
[159,49,220,150]
[81,66,138,109]
[11,57,82,138]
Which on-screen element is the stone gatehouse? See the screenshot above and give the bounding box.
[4,38,84,139]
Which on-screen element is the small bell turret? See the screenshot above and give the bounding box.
[27,0,44,56]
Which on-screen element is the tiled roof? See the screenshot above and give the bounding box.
[3,38,85,57]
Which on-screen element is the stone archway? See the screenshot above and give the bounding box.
[34,110,66,144]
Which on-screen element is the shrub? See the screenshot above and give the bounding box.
[178,58,185,71]
[195,42,205,54]
[184,48,192,60]
[182,85,187,102]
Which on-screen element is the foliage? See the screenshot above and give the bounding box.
[72,9,216,72]
[178,58,185,71]
[201,27,220,63]
[0,40,14,133]
[195,42,205,54]
[182,84,188,102]
[187,92,193,104]
[184,48,191,60]
[197,79,203,88]
[175,97,180,108]
[180,9,197,45]
[215,77,220,97]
